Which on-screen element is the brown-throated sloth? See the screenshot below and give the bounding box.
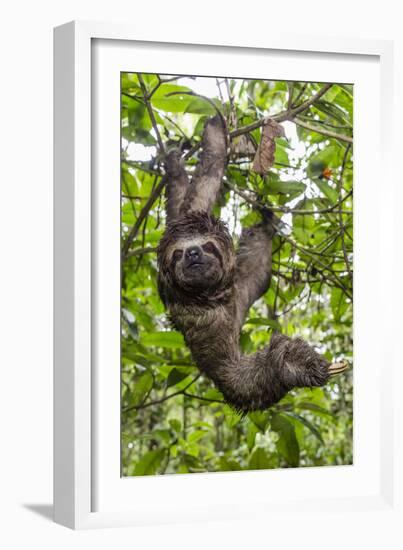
[157,115,347,413]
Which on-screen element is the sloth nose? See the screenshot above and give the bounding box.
[185,246,202,260]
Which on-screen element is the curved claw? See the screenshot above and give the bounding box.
[328,361,349,377]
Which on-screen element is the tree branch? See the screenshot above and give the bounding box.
[225,181,351,215]
[229,83,333,139]
[294,117,353,144]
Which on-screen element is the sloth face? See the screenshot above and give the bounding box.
[157,212,235,302]
[170,238,224,289]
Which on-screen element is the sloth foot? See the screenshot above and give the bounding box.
[268,333,349,390]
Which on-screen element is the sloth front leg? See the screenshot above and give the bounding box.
[235,222,275,326]
[180,115,227,215]
[165,149,190,224]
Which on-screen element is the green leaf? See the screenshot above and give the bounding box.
[188,430,207,443]
[313,100,350,126]
[296,402,335,419]
[283,412,324,444]
[133,449,166,476]
[248,447,271,470]
[247,423,259,451]
[152,84,192,98]
[131,371,153,407]
[140,331,185,348]
[184,97,217,115]
[249,410,270,432]
[223,405,242,428]
[169,419,182,433]
[274,143,289,165]
[245,317,281,330]
[166,367,189,387]
[203,388,225,401]
[219,456,243,471]
[271,413,300,467]
[293,212,316,245]
[331,287,349,322]
[266,179,306,195]
[315,179,338,203]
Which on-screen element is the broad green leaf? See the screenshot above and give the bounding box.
[184,97,217,115]
[131,371,153,407]
[245,317,281,330]
[249,447,271,470]
[188,430,207,443]
[271,413,300,467]
[203,388,225,402]
[166,367,190,387]
[296,402,335,419]
[169,419,182,433]
[152,84,192,98]
[266,179,306,195]
[315,179,338,203]
[223,405,242,428]
[283,412,324,444]
[219,456,243,471]
[133,449,166,476]
[141,331,185,348]
[331,287,349,322]
[247,423,259,451]
[249,410,270,432]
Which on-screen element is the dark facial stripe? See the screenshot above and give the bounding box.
[202,241,223,267]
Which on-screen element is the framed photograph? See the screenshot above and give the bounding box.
[54,21,398,531]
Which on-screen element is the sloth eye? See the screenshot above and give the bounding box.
[172,249,183,261]
[202,241,216,254]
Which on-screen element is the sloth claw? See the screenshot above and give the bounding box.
[328,361,349,377]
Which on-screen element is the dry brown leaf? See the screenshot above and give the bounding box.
[252,119,285,175]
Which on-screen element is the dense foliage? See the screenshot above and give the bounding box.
[120,73,353,476]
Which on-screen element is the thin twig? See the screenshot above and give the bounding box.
[182,392,225,405]
[291,83,308,107]
[126,246,157,258]
[123,374,201,414]
[121,175,165,258]
[137,73,166,154]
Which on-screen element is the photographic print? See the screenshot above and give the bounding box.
[120,73,353,476]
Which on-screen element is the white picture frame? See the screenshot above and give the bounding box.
[54,21,399,531]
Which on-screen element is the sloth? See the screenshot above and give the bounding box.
[157,115,347,413]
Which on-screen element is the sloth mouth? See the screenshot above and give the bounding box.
[187,261,204,269]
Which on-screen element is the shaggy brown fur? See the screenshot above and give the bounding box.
[157,115,346,413]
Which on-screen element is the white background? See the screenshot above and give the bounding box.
[0,1,402,548]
